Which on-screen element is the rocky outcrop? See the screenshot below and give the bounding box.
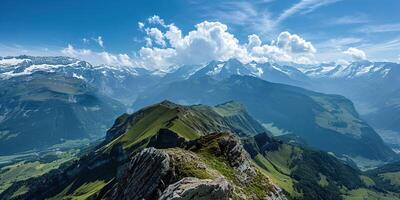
[217,134,257,184]
[148,128,186,149]
[110,146,232,200]
[159,177,231,200]
[111,148,171,200]
[264,185,288,200]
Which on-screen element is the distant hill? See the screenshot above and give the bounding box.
[0,73,125,154]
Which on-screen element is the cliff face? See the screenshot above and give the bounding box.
[108,133,287,200]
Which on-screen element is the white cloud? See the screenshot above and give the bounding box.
[135,21,253,69]
[148,15,166,27]
[62,44,92,57]
[358,23,400,33]
[328,15,369,25]
[278,0,341,23]
[61,44,133,66]
[199,1,276,35]
[92,36,104,48]
[134,17,317,69]
[138,22,145,30]
[146,28,166,47]
[343,47,367,60]
[276,31,316,53]
[99,52,133,66]
[82,38,90,44]
[247,34,262,49]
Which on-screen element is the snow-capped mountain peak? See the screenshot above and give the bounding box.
[298,60,398,79]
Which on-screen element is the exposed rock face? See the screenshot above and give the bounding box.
[110,147,233,200]
[148,128,186,149]
[159,177,231,200]
[217,134,257,183]
[265,185,288,200]
[111,148,171,200]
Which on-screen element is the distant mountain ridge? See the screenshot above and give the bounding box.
[1,55,398,160]
[0,73,125,154]
[133,75,397,165]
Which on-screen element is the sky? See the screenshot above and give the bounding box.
[0,0,399,69]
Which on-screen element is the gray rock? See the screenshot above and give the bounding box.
[111,147,171,200]
[264,185,288,200]
[217,134,256,184]
[159,177,231,200]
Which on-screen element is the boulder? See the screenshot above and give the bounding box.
[159,177,231,200]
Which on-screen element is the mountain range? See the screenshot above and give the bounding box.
[0,56,399,166]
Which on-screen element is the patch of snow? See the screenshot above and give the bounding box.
[0,58,30,66]
[72,73,85,80]
[206,63,224,76]
[1,61,81,78]
[354,65,374,76]
[271,64,290,76]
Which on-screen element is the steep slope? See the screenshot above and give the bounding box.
[0,73,125,154]
[365,161,400,194]
[103,100,265,153]
[243,133,362,199]
[243,133,400,200]
[0,101,285,200]
[3,101,397,200]
[134,75,397,164]
[298,61,400,147]
[188,59,400,149]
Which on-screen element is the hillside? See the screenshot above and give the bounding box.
[0,101,284,199]
[0,73,125,154]
[2,101,398,200]
[133,75,397,165]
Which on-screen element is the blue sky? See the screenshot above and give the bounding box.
[1,0,399,68]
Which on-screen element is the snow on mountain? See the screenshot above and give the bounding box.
[298,61,398,79]
[0,56,143,79]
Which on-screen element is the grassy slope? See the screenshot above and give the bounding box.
[244,133,384,200]
[133,75,396,163]
[189,133,278,199]
[0,151,77,195]
[18,101,265,199]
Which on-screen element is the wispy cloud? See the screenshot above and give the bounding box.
[196,0,342,37]
[196,1,276,36]
[317,37,364,50]
[358,23,400,33]
[92,36,104,48]
[277,0,342,23]
[328,15,369,25]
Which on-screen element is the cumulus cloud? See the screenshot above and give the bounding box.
[135,21,254,69]
[146,28,166,47]
[276,31,316,53]
[343,47,367,60]
[247,34,262,49]
[148,15,166,27]
[60,16,317,69]
[61,44,133,66]
[62,44,92,56]
[133,16,317,69]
